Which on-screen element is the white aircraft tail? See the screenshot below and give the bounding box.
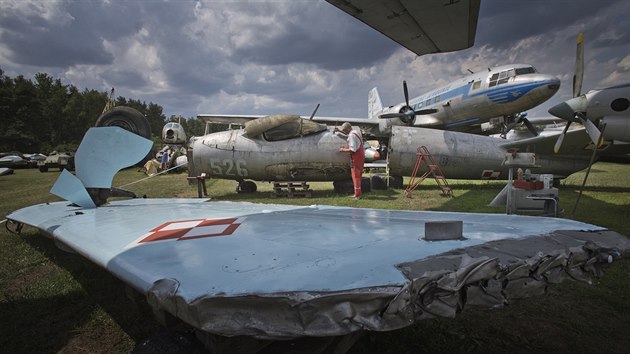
[368,87,383,120]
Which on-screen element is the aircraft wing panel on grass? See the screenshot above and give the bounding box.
[8,199,629,339]
[326,0,480,55]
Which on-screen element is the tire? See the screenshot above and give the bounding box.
[96,106,153,165]
[361,176,371,193]
[333,180,353,194]
[95,106,152,139]
[389,175,404,189]
[333,178,371,194]
[370,174,388,190]
[236,180,257,193]
[371,174,403,190]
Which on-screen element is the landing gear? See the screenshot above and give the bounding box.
[95,106,153,166]
[333,178,372,194]
[370,174,404,190]
[236,180,257,193]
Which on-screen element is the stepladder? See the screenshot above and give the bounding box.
[404,146,453,198]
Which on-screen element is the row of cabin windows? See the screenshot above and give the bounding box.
[411,67,537,108]
[414,95,441,109]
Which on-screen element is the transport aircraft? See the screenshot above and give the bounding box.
[203,0,559,137]
[200,63,561,139]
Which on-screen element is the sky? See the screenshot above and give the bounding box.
[1,0,629,120]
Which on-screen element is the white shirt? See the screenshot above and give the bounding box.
[347,130,363,152]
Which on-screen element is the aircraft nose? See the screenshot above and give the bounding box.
[546,77,561,92]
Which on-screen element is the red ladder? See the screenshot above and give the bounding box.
[405,146,453,198]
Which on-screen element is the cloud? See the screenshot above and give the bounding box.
[0,0,628,120]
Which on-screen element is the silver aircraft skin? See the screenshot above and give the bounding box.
[189,115,353,184]
[387,126,592,181]
[199,64,560,138]
[549,83,630,144]
[371,64,560,133]
[188,114,594,189]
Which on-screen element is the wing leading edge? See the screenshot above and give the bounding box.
[326,0,481,56]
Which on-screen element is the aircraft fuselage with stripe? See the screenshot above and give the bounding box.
[374,64,560,133]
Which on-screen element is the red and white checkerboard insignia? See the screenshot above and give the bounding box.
[138,217,246,244]
[481,170,501,180]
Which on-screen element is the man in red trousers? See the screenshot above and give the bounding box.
[337,122,365,199]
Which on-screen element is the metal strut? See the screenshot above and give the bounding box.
[404,146,453,198]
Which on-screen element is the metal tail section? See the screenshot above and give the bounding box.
[368,87,383,120]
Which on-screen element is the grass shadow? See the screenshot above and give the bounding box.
[1,230,161,353]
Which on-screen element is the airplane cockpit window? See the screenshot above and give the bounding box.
[263,119,327,141]
[515,67,536,75]
[472,81,481,90]
[489,69,516,87]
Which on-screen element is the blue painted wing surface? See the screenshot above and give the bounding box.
[75,127,153,188]
[9,199,629,338]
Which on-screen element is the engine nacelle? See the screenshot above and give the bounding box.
[601,116,630,143]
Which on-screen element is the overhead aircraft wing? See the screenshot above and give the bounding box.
[325,0,481,55]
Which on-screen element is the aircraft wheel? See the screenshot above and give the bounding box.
[370,174,388,190]
[389,175,404,189]
[95,106,153,166]
[333,178,371,194]
[361,176,371,193]
[370,174,403,190]
[96,106,152,139]
[236,180,257,193]
[333,180,353,194]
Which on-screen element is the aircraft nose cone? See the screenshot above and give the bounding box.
[547,77,561,92]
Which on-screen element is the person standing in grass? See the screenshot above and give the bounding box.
[337,122,365,199]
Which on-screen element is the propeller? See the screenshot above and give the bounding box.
[502,112,539,137]
[379,81,437,127]
[308,103,320,120]
[550,33,603,152]
[572,122,607,216]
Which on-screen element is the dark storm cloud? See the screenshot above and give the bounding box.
[475,0,627,48]
[0,1,146,67]
[227,3,398,70]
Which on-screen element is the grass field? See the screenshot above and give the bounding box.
[1,163,629,353]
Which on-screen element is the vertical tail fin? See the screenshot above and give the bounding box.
[368,87,383,119]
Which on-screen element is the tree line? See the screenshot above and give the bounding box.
[0,69,209,154]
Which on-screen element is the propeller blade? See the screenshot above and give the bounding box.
[379,113,406,119]
[573,33,584,98]
[522,118,539,137]
[572,122,606,216]
[403,80,410,107]
[308,103,320,120]
[553,122,572,153]
[577,113,603,147]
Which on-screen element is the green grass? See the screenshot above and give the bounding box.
[1,163,629,353]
